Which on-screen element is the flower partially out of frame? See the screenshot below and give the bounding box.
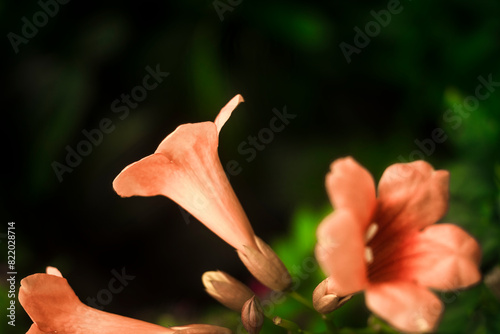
[113,95,291,292]
[315,157,481,333]
[19,267,231,334]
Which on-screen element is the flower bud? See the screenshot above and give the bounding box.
[171,324,232,333]
[312,277,352,314]
[241,296,264,334]
[237,236,292,292]
[202,271,254,312]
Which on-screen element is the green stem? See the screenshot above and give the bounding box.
[288,290,315,311]
[273,316,312,334]
[322,314,339,334]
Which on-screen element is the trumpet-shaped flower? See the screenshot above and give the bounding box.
[19,267,231,334]
[113,95,291,291]
[113,94,256,250]
[315,157,481,333]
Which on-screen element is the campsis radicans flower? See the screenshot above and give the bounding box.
[314,157,481,333]
[113,95,291,292]
[19,267,231,334]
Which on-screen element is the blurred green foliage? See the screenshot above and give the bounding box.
[2,0,500,333]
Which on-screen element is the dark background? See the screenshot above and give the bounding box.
[1,0,500,333]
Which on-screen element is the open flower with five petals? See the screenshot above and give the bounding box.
[315,157,481,333]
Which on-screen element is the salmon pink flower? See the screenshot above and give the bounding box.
[315,157,481,333]
[113,95,254,250]
[113,95,291,291]
[19,267,231,334]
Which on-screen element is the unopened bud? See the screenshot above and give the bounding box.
[241,296,264,334]
[202,271,254,312]
[312,277,352,314]
[237,236,292,291]
[171,324,232,333]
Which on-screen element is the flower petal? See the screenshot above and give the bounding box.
[376,160,449,235]
[113,153,177,197]
[113,121,257,250]
[20,273,173,333]
[214,94,244,134]
[26,324,46,334]
[366,282,443,333]
[403,224,481,290]
[315,210,368,296]
[46,266,63,277]
[326,157,377,229]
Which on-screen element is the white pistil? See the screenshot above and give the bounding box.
[365,247,374,264]
[364,223,379,243]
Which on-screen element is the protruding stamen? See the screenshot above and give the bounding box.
[365,247,374,264]
[365,223,379,243]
